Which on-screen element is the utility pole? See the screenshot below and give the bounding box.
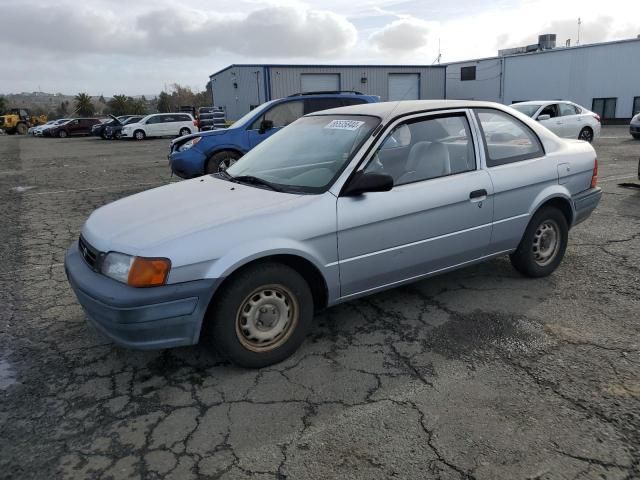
[577,18,582,46]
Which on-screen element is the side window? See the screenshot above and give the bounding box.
[475,109,544,167]
[365,114,476,186]
[341,98,367,106]
[559,103,577,116]
[251,101,304,129]
[163,115,176,123]
[146,116,161,124]
[538,104,558,118]
[177,115,191,122]
[304,98,342,114]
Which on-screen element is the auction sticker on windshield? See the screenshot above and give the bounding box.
[324,119,365,131]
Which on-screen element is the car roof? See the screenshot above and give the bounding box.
[307,100,512,119]
[512,100,572,106]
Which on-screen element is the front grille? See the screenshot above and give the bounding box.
[78,236,101,271]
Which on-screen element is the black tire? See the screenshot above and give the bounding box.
[58,130,68,138]
[134,130,145,141]
[206,150,241,174]
[510,206,568,278]
[115,131,123,140]
[632,134,640,140]
[16,123,28,135]
[206,262,314,368]
[578,127,594,143]
[179,127,191,137]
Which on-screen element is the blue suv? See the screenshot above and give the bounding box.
[168,91,380,178]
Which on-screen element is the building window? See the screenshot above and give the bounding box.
[592,98,617,120]
[461,66,476,81]
[633,97,640,116]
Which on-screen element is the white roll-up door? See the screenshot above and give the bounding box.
[388,73,420,101]
[300,74,340,93]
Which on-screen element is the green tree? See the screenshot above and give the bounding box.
[157,91,172,113]
[0,96,6,113]
[74,92,95,116]
[108,95,129,116]
[127,98,147,115]
[56,101,69,118]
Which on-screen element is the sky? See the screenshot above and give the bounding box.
[0,0,638,96]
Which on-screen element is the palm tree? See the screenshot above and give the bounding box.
[108,95,129,116]
[0,96,6,114]
[74,93,95,116]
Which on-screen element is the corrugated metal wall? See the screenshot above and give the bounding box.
[210,66,266,120]
[445,59,503,102]
[267,66,446,101]
[503,41,640,118]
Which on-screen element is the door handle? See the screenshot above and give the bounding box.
[469,189,487,199]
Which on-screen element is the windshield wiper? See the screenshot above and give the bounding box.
[232,175,283,192]
[213,169,234,181]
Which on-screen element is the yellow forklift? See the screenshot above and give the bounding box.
[0,108,48,135]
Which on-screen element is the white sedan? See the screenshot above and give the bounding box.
[510,101,601,142]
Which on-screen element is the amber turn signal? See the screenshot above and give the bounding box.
[127,257,171,287]
[590,158,598,188]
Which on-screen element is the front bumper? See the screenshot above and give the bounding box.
[572,187,602,226]
[630,122,640,135]
[65,242,219,349]
[168,148,207,179]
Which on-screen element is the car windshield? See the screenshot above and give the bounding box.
[510,104,541,117]
[226,115,379,193]
[228,101,276,129]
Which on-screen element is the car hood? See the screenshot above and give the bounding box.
[171,127,230,146]
[82,176,305,254]
[122,122,142,129]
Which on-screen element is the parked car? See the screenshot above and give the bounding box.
[44,118,101,138]
[197,107,226,132]
[168,91,380,178]
[630,113,640,140]
[121,113,196,140]
[32,119,72,137]
[28,120,55,135]
[510,101,601,142]
[91,115,133,139]
[65,100,601,368]
[104,116,144,140]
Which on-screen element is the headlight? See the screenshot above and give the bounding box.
[178,137,201,152]
[633,114,640,122]
[101,252,171,287]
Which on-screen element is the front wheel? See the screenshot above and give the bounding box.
[510,206,568,277]
[114,131,122,140]
[134,130,145,141]
[206,150,241,174]
[58,130,68,138]
[206,263,314,368]
[632,134,640,140]
[579,127,594,143]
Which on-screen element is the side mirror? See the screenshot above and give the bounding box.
[259,119,274,134]
[343,171,394,196]
[537,114,551,121]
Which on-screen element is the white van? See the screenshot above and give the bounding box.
[121,113,196,140]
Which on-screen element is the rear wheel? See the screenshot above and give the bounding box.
[206,150,241,174]
[579,127,594,142]
[58,130,68,138]
[115,131,123,140]
[134,130,145,141]
[510,206,568,277]
[179,127,191,137]
[206,262,314,368]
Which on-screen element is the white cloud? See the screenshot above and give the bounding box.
[369,18,432,53]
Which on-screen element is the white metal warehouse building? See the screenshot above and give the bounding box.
[210,37,640,122]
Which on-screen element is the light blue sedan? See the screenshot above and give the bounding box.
[65,100,601,368]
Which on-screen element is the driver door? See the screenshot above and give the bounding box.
[247,100,304,148]
[336,111,494,298]
[536,104,566,137]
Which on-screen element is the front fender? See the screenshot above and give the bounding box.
[203,238,340,305]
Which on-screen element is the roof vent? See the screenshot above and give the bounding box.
[538,34,556,50]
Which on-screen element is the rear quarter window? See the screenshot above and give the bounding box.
[475,108,544,167]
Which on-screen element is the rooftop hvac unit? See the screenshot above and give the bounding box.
[539,34,557,50]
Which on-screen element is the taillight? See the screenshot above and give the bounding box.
[194,120,198,126]
[592,113,601,123]
[590,158,598,188]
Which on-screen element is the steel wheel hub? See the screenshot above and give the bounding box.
[532,220,560,266]
[219,158,236,171]
[235,285,298,352]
